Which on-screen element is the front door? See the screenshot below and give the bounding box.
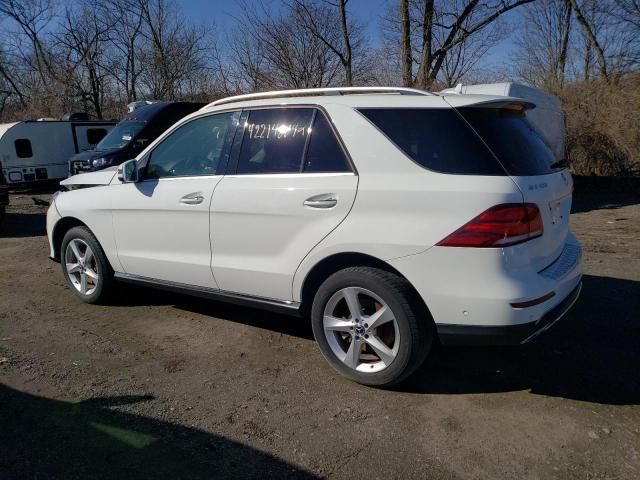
[211,107,358,301]
[111,111,239,288]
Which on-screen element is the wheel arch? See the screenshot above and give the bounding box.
[299,252,434,327]
[51,217,89,261]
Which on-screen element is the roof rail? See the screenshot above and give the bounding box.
[204,87,434,108]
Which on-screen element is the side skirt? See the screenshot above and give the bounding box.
[114,272,302,317]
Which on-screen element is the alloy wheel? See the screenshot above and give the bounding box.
[322,287,400,373]
[65,238,99,296]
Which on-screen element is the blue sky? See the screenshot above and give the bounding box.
[177,0,388,46]
[176,0,519,75]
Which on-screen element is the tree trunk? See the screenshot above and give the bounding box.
[399,0,412,87]
[338,0,352,86]
[558,0,572,88]
[568,0,609,82]
[416,0,434,89]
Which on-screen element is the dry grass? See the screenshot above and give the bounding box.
[561,75,640,176]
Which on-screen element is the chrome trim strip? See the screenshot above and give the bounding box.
[114,272,301,316]
[520,282,582,344]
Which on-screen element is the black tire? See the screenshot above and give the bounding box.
[60,226,114,304]
[311,266,432,387]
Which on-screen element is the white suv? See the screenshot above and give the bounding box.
[47,87,582,386]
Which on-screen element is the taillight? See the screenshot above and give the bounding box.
[437,203,543,248]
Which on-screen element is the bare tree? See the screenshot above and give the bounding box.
[568,0,609,81]
[0,0,56,82]
[437,4,507,86]
[399,0,412,86]
[385,0,534,88]
[513,0,574,90]
[425,0,536,86]
[415,0,434,88]
[227,1,342,90]
[138,0,210,99]
[102,0,146,102]
[54,1,117,118]
[291,0,359,86]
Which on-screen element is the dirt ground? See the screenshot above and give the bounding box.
[0,187,638,480]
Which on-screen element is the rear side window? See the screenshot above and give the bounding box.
[303,112,350,172]
[236,108,314,174]
[457,107,558,176]
[15,139,33,158]
[359,108,504,175]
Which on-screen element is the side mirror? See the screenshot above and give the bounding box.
[117,159,139,183]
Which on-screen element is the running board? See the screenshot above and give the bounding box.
[114,272,302,317]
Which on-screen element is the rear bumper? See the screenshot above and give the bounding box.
[388,233,583,344]
[436,282,582,345]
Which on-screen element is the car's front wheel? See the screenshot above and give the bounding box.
[61,226,114,304]
[311,267,432,387]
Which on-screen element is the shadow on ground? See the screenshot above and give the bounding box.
[402,274,640,405]
[111,284,314,340]
[571,191,640,214]
[112,274,639,405]
[0,385,317,479]
[0,212,47,238]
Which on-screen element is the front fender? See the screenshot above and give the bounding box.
[50,187,122,272]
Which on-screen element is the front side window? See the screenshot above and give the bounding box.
[236,108,314,174]
[145,112,238,179]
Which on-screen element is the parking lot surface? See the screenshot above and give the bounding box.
[1,189,639,479]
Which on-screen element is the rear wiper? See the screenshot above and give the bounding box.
[550,159,568,170]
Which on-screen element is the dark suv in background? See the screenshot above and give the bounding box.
[69,101,205,174]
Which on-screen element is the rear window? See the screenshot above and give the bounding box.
[457,107,558,176]
[359,108,504,175]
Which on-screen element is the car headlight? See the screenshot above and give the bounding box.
[92,157,109,168]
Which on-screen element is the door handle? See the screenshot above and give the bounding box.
[180,193,205,205]
[303,194,337,209]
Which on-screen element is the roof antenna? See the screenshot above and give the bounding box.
[454,83,463,94]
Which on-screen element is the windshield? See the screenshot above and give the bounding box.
[96,121,145,150]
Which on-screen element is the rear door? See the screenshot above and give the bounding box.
[456,104,572,270]
[211,107,358,301]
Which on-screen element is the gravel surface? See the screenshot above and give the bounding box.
[0,188,639,479]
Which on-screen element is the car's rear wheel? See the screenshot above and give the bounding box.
[311,266,432,387]
[61,226,114,304]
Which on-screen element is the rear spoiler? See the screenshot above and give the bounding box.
[444,97,536,111]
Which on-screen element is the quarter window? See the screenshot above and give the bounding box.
[145,112,238,179]
[303,113,350,172]
[15,139,33,158]
[359,108,505,175]
[236,108,314,174]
